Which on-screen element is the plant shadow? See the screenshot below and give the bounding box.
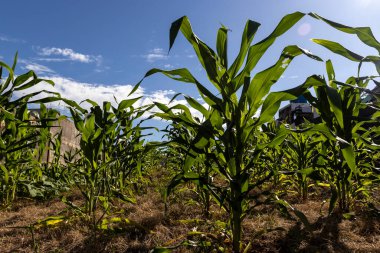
[278,214,351,253]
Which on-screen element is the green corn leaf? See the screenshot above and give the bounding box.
[314,40,380,74]
[83,98,98,107]
[309,123,335,140]
[247,45,322,116]
[194,136,209,149]
[309,12,380,54]
[216,25,229,68]
[228,19,260,78]
[127,83,141,96]
[336,136,356,173]
[0,164,9,184]
[236,12,305,82]
[118,97,142,111]
[169,16,222,86]
[326,60,336,82]
[266,127,289,148]
[184,95,209,118]
[137,68,222,107]
[13,71,36,87]
[169,104,196,122]
[312,39,364,61]
[11,52,18,71]
[325,85,344,130]
[363,56,380,74]
[0,61,14,81]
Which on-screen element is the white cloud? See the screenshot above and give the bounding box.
[14,73,207,122]
[143,48,168,63]
[13,75,188,117]
[19,60,56,75]
[164,64,174,69]
[37,47,102,64]
[15,76,143,112]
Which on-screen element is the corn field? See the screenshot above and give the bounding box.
[0,12,379,253]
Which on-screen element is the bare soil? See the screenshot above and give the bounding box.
[0,187,379,253]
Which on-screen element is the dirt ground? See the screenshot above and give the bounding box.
[0,188,379,253]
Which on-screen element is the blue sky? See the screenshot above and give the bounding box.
[1,0,379,139]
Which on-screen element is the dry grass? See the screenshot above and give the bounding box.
[0,183,379,252]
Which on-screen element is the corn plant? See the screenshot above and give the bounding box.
[138,13,324,252]
[259,121,288,189]
[282,130,323,201]
[68,96,151,228]
[164,122,215,217]
[302,60,376,213]
[0,55,62,206]
[0,114,39,206]
[308,13,380,189]
[106,100,154,194]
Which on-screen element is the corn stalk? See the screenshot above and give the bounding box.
[138,13,324,252]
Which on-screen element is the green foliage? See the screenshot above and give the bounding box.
[303,13,380,212]
[0,55,62,206]
[138,13,324,252]
[282,129,323,201]
[68,96,151,227]
[1,12,380,253]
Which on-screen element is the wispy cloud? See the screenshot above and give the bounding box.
[18,59,56,75]
[33,57,70,62]
[19,60,56,75]
[37,47,102,64]
[164,64,174,69]
[0,34,25,43]
[142,48,168,63]
[94,66,111,73]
